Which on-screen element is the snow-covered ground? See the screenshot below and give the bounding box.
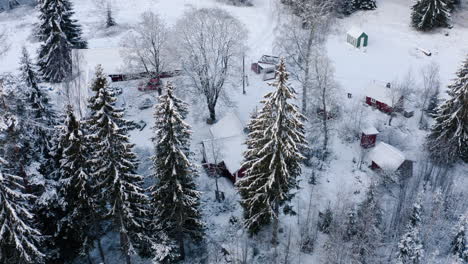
[1,0,467,263]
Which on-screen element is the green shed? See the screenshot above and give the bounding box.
[347,28,368,48]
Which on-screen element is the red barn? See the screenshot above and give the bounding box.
[360,125,379,148]
[201,113,247,184]
[364,82,403,113]
[368,142,413,179]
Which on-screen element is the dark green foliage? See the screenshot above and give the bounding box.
[237,59,306,236]
[37,0,86,82]
[85,65,150,261]
[0,159,44,264]
[150,82,203,261]
[427,56,468,163]
[352,0,376,10]
[411,0,450,31]
[318,206,333,234]
[451,216,467,261]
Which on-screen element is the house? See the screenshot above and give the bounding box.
[347,28,368,48]
[201,112,247,183]
[368,142,413,179]
[360,125,379,148]
[364,82,403,113]
[251,55,279,81]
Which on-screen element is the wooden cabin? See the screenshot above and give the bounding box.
[364,82,404,114]
[361,125,379,148]
[368,142,413,179]
[347,28,368,48]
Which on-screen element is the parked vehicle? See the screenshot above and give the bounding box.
[138,78,162,91]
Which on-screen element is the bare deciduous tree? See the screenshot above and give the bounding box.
[275,0,335,114]
[174,8,247,122]
[0,29,10,57]
[419,62,440,128]
[121,11,169,80]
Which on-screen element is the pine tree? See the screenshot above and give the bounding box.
[397,199,424,264]
[150,82,203,261]
[53,105,104,262]
[411,0,450,31]
[446,0,460,12]
[0,158,44,264]
[451,215,468,262]
[352,0,376,10]
[237,58,306,244]
[85,65,150,264]
[427,56,468,163]
[339,0,356,15]
[37,0,87,83]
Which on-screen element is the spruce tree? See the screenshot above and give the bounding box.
[411,0,450,31]
[451,215,467,262]
[237,58,306,244]
[85,65,150,264]
[37,0,87,49]
[37,0,87,83]
[150,82,204,261]
[427,56,468,163]
[0,158,44,264]
[106,4,116,28]
[19,47,57,161]
[352,0,376,10]
[397,199,424,264]
[54,105,104,263]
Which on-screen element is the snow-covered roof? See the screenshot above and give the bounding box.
[202,135,246,174]
[257,62,276,70]
[361,125,379,135]
[368,142,405,172]
[364,81,394,106]
[72,48,127,75]
[203,112,247,173]
[347,27,366,39]
[209,112,244,139]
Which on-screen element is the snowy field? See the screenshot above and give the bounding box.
[1,0,467,263]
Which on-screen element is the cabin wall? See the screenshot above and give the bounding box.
[361,133,377,148]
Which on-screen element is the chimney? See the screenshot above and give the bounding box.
[386,82,391,88]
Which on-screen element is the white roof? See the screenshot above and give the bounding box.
[257,62,276,70]
[202,135,247,174]
[361,125,379,135]
[204,112,247,173]
[364,81,394,106]
[72,48,127,75]
[368,142,405,172]
[209,112,244,139]
[347,27,366,38]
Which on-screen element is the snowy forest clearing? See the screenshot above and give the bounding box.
[0,0,467,263]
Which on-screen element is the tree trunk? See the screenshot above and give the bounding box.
[97,238,107,264]
[120,231,132,264]
[271,201,279,245]
[321,89,328,160]
[208,103,216,122]
[87,251,94,264]
[302,28,314,114]
[178,232,186,260]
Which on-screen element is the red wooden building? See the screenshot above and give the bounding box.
[201,113,247,184]
[364,82,403,113]
[360,125,379,148]
[368,142,413,178]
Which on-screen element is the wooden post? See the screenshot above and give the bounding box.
[242,54,246,94]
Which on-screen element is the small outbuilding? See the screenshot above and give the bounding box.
[201,112,247,184]
[347,28,368,48]
[364,82,403,114]
[360,125,379,148]
[368,142,413,179]
[251,55,279,81]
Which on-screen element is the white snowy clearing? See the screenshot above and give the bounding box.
[1,0,467,263]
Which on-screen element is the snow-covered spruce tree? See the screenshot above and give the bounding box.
[237,58,307,244]
[150,82,203,261]
[54,105,104,263]
[411,0,450,31]
[37,0,87,49]
[352,0,376,10]
[0,158,44,264]
[397,199,424,264]
[427,56,468,164]
[451,215,468,262]
[85,65,150,264]
[339,0,356,15]
[19,47,57,162]
[37,0,86,82]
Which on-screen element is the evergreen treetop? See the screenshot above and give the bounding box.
[411,0,450,31]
